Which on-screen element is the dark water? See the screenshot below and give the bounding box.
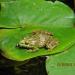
[0,54,47,75]
[46,0,74,10]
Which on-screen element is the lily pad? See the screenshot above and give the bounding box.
[46,44,75,75]
[0,26,75,61]
[0,0,16,2]
[0,0,74,28]
[0,0,75,61]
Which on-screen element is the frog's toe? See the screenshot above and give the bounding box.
[26,48,38,52]
[26,49,34,52]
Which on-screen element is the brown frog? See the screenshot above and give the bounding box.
[17,30,59,52]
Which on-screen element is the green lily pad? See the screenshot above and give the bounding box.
[0,0,16,2]
[0,0,74,28]
[46,44,75,75]
[0,26,75,61]
[0,0,75,61]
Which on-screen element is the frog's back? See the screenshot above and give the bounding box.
[32,30,53,36]
[30,30,53,47]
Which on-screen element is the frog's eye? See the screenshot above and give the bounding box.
[32,31,36,35]
[48,32,53,36]
[50,34,53,36]
[25,41,29,45]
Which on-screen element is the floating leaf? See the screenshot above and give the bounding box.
[0,1,74,28]
[0,0,75,61]
[0,0,16,2]
[0,26,75,61]
[46,44,75,75]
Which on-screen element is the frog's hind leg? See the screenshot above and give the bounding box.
[46,39,59,50]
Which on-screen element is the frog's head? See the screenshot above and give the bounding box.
[17,38,35,48]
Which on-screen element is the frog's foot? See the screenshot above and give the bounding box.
[26,48,39,52]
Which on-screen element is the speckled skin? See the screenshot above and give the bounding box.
[17,30,59,51]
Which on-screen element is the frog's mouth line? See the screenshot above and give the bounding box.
[16,43,49,51]
[16,44,34,50]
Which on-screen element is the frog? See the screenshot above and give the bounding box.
[17,30,59,52]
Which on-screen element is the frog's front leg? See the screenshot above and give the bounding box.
[27,47,39,52]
